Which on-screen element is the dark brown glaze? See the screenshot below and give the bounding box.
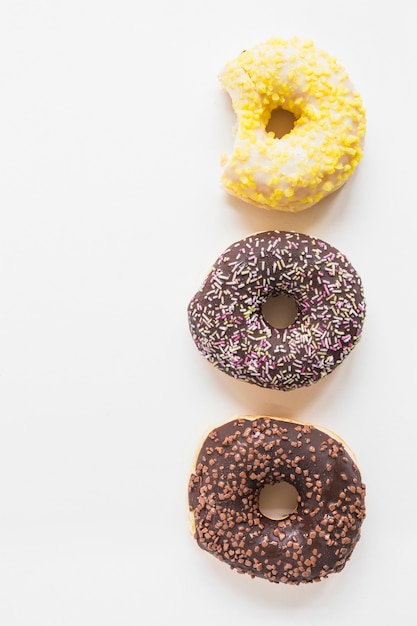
[187,231,366,391]
[188,416,366,584]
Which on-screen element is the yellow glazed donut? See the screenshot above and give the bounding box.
[220,37,366,212]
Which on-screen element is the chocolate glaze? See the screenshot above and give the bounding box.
[188,417,366,584]
[187,231,366,391]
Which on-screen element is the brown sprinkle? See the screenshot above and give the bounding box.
[188,417,366,585]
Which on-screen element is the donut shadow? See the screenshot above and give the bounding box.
[199,540,343,609]
[224,174,359,239]
[199,347,362,424]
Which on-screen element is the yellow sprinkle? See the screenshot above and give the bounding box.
[220,37,366,212]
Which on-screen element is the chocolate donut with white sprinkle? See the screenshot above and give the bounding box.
[187,231,365,391]
[188,416,366,584]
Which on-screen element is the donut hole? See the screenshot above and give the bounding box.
[259,481,299,520]
[266,107,296,139]
[262,293,299,329]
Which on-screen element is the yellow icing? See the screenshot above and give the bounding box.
[220,37,366,212]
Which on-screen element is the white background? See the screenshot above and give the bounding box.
[0,1,416,624]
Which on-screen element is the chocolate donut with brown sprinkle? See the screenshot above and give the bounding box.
[188,416,366,584]
[187,230,366,391]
